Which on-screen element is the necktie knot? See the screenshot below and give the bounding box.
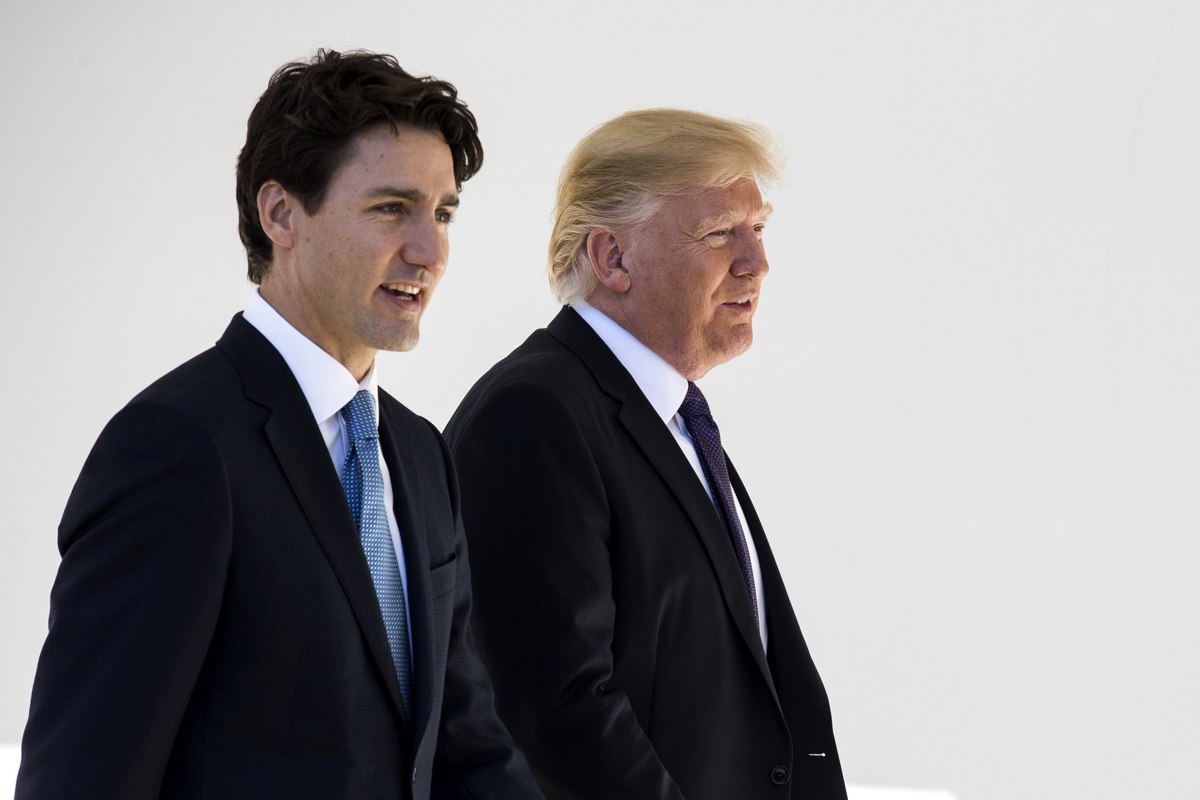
[679,382,721,443]
[678,382,712,424]
[342,390,378,447]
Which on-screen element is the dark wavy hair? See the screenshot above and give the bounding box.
[236,49,483,283]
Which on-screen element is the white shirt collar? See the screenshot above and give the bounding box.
[571,299,688,425]
[242,288,378,426]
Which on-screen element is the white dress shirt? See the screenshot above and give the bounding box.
[243,289,412,630]
[572,300,769,650]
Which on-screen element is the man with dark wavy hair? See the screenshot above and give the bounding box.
[16,49,541,800]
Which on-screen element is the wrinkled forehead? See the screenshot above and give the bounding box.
[690,201,774,232]
[671,179,773,230]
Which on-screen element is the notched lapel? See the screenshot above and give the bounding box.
[217,315,411,724]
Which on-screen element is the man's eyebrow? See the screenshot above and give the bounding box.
[364,187,460,207]
[690,202,774,235]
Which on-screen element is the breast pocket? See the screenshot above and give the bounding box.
[426,555,460,684]
[428,554,458,599]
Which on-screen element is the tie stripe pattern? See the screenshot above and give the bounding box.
[677,382,760,631]
[341,390,412,716]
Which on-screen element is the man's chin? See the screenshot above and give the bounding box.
[714,330,754,364]
[372,328,421,354]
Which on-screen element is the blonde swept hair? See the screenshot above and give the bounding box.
[547,108,780,304]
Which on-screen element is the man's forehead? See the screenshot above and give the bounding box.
[328,125,458,199]
[362,185,460,207]
[694,200,773,221]
[684,195,773,232]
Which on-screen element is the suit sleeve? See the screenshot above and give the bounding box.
[447,384,686,800]
[426,422,544,800]
[16,400,231,800]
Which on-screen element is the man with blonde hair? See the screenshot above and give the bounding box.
[444,109,847,799]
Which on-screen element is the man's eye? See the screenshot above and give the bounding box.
[436,210,455,224]
[376,203,404,214]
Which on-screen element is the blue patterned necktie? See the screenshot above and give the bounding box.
[677,382,760,631]
[341,389,412,716]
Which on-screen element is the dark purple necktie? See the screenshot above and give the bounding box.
[678,382,760,631]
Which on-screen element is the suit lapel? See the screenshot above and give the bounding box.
[377,401,434,746]
[728,461,785,706]
[216,315,411,723]
[547,307,773,685]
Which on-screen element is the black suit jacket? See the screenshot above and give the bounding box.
[444,307,847,800]
[17,315,540,799]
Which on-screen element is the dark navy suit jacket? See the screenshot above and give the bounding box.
[17,314,540,799]
[445,307,847,800]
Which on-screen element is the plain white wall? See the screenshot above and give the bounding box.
[1,1,1196,798]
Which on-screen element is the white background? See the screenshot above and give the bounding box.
[2,1,1197,798]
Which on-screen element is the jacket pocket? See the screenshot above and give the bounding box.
[428,554,458,598]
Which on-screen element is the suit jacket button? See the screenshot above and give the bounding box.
[770,765,790,785]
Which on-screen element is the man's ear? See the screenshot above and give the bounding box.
[586,228,632,293]
[257,181,297,251]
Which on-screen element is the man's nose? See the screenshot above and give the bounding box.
[401,218,449,271]
[732,235,768,278]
